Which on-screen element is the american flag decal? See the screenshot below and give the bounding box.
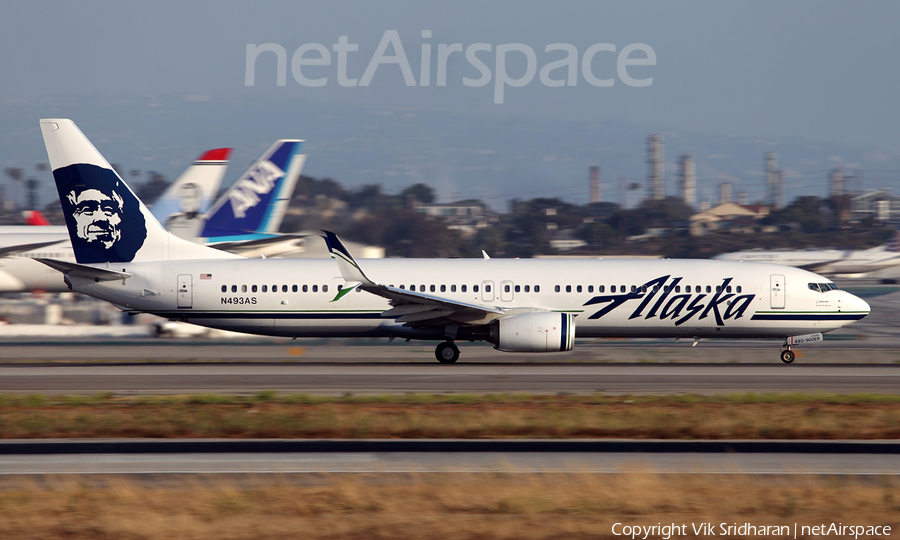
[200,273,212,280]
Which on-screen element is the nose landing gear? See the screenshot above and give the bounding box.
[435,341,460,364]
[780,348,795,364]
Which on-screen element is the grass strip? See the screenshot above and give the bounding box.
[0,473,898,539]
[0,392,899,439]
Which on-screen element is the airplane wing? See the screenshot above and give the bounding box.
[322,230,502,325]
[34,258,132,282]
[795,259,843,272]
[0,239,66,258]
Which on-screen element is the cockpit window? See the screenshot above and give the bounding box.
[809,282,839,293]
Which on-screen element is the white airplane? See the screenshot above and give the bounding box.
[36,119,871,364]
[715,232,900,277]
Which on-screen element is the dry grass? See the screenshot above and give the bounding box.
[0,473,897,539]
[0,393,899,439]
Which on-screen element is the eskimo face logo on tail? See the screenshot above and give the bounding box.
[228,161,283,219]
[583,275,755,326]
[55,164,147,264]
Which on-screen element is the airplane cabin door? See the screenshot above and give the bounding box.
[500,280,514,302]
[481,280,495,302]
[177,274,193,308]
[770,274,784,309]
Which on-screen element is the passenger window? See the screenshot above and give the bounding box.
[706,286,712,293]
[441,285,446,292]
[323,285,328,292]
[231,285,237,293]
[599,285,604,293]
[716,286,721,293]
[555,285,561,292]
[524,285,530,293]
[726,286,732,293]
[400,285,405,290]
[535,285,540,293]
[430,285,436,292]
[736,286,742,293]
[685,286,691,293]
[252,285,258,293]
[242,285,247,293]
[420,285,425,292]
[588,285,593,293]
[642,286,647,293]
[462,285,467,293]
[292,285,298,293]
[302,285,308,292]
[451,285,456,292]
[631,285,637,293]
[486,284,491,292]
[474,285,480,293]
[577,285,582,293]
[621,285,626,292]
[262,285,267,292]
[675,286,681,293]
[312,285,318,293]
[221,285,226,293]
[566,285,571,293]
[514,285,519,293]
[611,285,617,293]
[504,285,510,293]
[272,284,277,292]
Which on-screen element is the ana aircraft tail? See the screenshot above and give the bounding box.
[39,119,240,264]
[22,210,51,226]
[885,230,900,253]
[150,147,232,224]
[199,140,305,241]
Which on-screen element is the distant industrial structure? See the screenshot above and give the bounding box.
[764,152,783,209]
[647,134,665,200]
[678,154,696,207]
[589,166,601,203]
[719,182,732,204]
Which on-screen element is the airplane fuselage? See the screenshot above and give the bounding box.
[67,258,868,341]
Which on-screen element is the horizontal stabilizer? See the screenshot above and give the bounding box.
[0,239,65,258]
[35,258,132,281]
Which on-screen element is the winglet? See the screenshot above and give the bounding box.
[322,230,374,285]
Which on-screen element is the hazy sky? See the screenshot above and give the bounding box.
[1,1,899,207]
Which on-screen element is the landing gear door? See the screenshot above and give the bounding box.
[177,274,192,309]
[770,274,785,309]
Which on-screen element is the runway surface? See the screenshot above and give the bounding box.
[1,362,899,394]
[1,440,897,475]
[4,452,899,475]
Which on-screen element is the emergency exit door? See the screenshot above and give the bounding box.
[177,274,193,308]
[770,274,784,309]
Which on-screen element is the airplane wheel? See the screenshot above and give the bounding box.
[435,342,460,364]
[780,350,795,364]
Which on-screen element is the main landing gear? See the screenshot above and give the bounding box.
[435,341,460,364]
[780,348,795,364]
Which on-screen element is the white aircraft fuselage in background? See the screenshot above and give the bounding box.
[37,118,871,364]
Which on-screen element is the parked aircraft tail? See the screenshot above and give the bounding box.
[199,140,305,241]
[150,147,232,225]
[22,210,51,226]
[39,119,240,264]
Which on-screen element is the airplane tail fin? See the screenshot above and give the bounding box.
[39,119,240,264]
[199,140,305,240]
[150,147,232,224]
[22,210,51,226]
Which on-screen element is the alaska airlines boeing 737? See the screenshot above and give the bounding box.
[36,119,870,363]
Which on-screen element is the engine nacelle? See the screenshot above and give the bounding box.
[491,312,575,353]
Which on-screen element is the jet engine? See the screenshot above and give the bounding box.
[490,312,575,352]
